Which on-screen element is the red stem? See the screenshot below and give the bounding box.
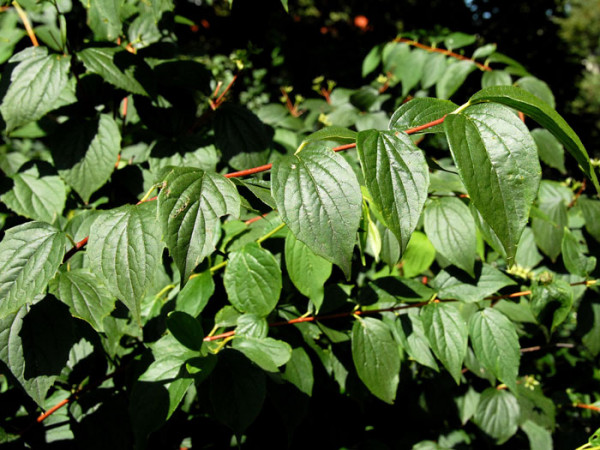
[214,73,239,109]
[574,403,600,412]
[37,398,69,423]
[395,38,491,71]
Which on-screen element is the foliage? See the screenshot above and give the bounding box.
[0,1,599,449]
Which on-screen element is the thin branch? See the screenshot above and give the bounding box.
[13,1,39,47]
[395,37,491,71]
[574,403,600,413]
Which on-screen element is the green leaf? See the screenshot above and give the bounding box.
[0,222,67,318]
[88,202,163,323]
[284,232,332,310]
[224,243,282,316]
[362,45,382,77]
[158,167,240,280]
[77,47,148,96]
[395,309,439,371]
[515,227,543,269]
[391,48,427,97]
[472,43,497,60]
[481,70,512,88]
[421,302,468,383]
[176,271,214,317]
[272,146,362,277]
[517,383,556,430]
[469,85,599,191]
[444,32,476,50]
[562,227,596,276]
[214,104,272,170]
[421,53,448,89]
[51,114,121,203]
[456,387,480,425]
[0,299,77,406]
[210,350,266,433]
[301,126,357,148]
[436,60,476,100]
[400,231,436,278]
[236,314,268,338]
[1,48,71,131]
[1,169,66,223]
[357,130,429,253]
[444,103,541,262]
[532,181,570,261]
[79,0,122,41]
[522,421,553,450]
[282,347,314,396]
[530,280,573,331]
[166,311,204,351]
[431,264,516,303]
[50,269,115,332]
[515,76,555,108]
[424,197,476,276]
[233,336,292,372]
[468,308,520,391]
[473,388,520,444]
[579,197,600,243]
[351,317,400,404]
[389,98,457,134]
[531,128,566,173]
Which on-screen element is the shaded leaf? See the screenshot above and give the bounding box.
[473,388,520,444]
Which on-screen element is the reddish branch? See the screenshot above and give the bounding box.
[395,37,491,71]
[574,403,600,413]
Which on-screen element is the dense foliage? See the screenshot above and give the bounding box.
[0,1,599,449]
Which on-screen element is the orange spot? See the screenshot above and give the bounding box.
[293,15,301,22]
[354,15,369,30]
[320,26,329,34]
[200,19,210,29]
[190,25,199,32]
[421,276,428,285]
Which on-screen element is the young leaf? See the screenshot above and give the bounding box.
[481,70,511,88]
[389,98,457,134]
[50,269,115,332]
[424,197,476,276]
[236,314,268,338]
[232,336,292,372]
[444,103,541,262]
[473,388,520,444]
[50,114,121,203]
[0,222,67,318]
[158,167,240,281]
[224,243,282,317]
[468,308,520,391]
[515,76,555,108]
[521,420,553,450]
[356,130,429,253]
[88,202,163,323]
[284,231,332,310]
[362,44,382,77]
[421,302,468,383]
[271,146,362,277]
[469,85,599,191]
[0,48,71,131]
[351,317,400,404]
